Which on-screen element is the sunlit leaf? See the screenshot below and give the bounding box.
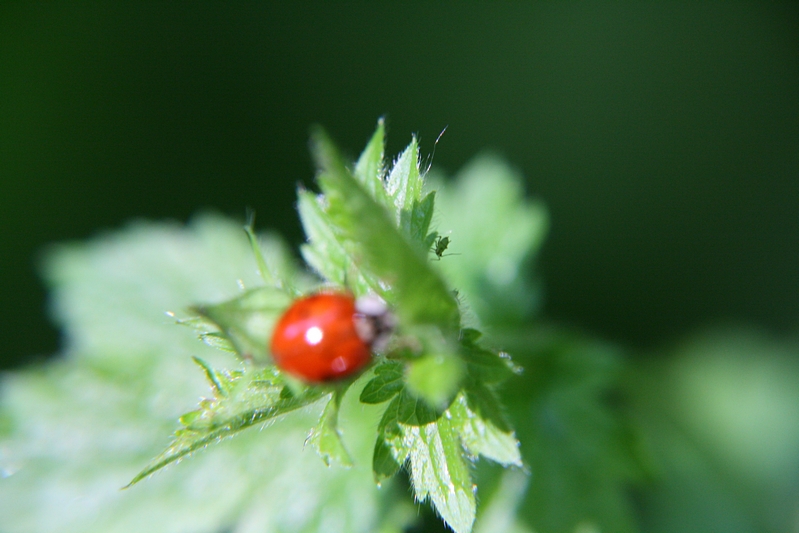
[0,214,401,533]
[297,189,375,296]
[308,390,353,467]
[194,286,294,363]
[450,391,521,467]
[405,414,476,533]
[385,136,423,233]
[353,118,391,209]
[127,365,327,486]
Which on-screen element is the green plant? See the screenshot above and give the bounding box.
[2,121,547,533]
[6,120,795,533]
[121,121,528,533]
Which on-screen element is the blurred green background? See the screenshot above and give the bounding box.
[1,3,798,368]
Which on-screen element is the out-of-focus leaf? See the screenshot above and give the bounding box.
[308,391,353,467]
[193,286,294,363]
[0,214,406,533]
[244,211,276,287]
[127,365,327,487]
[461,328,520,385]
[297,189,376,296]
[405,353,465,411]
[630,328,799,533]
[473,470,532,533]
[177,316,236,353]
[498,326,642,533]
[433,154,548,326]
[451,389,521,467]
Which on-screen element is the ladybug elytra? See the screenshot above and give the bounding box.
[270,291,392,382]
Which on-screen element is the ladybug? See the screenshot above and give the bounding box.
[270,291,393,382]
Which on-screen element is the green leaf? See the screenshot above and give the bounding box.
[310,127,459,329]
[297,188,376,296]
[178,315,237,353]
[499,327,642,533]
[410,191,436,245]
[385,136,424,232]
[373,395,412,482]
[394,389,440,427]
[194,286,294,363]
[461,332,520,386]
[354,118,391,209]
[127,365,327,486]
[405,414,476,533]
[463,381,514,435]
[244,209,276,286]
[0,214,404,533]
[405,353,465,411]
[432,154,549,326]
[360,361,405,405]
[364,320,527,533]
[373,379,519,533]
[450,390,521,467]
[308,390,353,467]
[372,432,406,482]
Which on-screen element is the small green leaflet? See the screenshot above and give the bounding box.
[360,360,405,404]
[127,361,327,487]
[353,117,392,210]
[192,286,294,363]
[244,210,276,287]
[385,137,423,236]
[410,191,437,247]
[308,388,353,467]
[450,389,521,466]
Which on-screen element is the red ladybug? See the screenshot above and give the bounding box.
[270,292,392,382]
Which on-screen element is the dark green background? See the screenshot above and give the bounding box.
[2,4,798,368]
